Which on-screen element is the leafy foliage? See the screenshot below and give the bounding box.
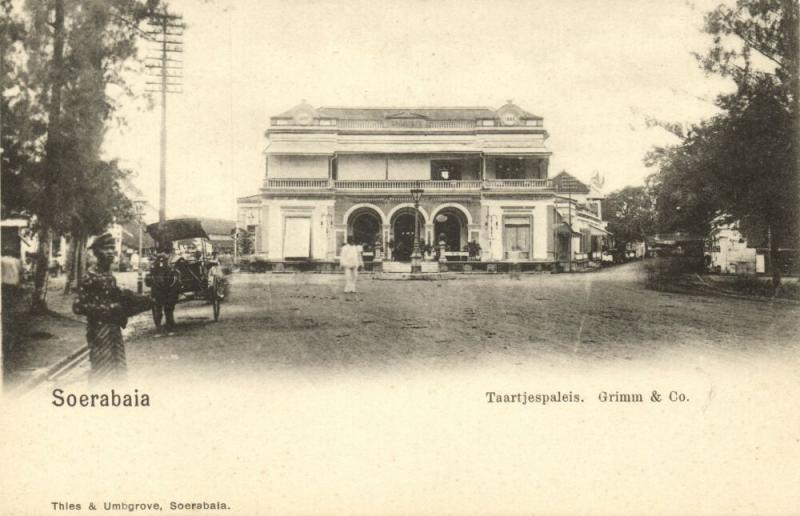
[602,185,656,248]
[234,228,254,256]
[645,0,798,286]
[2,0,163,309]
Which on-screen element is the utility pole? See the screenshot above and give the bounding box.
[146,9,184,224]
[134,200,145,293]
[233,228,238,266]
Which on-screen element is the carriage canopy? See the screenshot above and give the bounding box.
[146,218,210,245]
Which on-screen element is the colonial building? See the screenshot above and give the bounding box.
[237,101,608,270]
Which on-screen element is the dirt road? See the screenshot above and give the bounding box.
[101,262,800,378]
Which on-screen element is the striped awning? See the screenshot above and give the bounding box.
[482,148,551,155]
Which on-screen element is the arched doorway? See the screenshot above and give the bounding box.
[433,207,468,252]
[348,209,382,249]
[391,208,425,262]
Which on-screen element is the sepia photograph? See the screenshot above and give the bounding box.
[1,0,799,514]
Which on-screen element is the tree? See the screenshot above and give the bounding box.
[701,0,798,287]
[644,117,727,237]
[3,0,161,311]
[647,0,798,287]
[234,227,254,256]
[1,1,43,219]
[602,185,656,251]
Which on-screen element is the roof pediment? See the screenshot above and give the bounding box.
[274,101,318,121]
[385,111,429,120]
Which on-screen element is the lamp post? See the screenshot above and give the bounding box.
[410,186,424,274]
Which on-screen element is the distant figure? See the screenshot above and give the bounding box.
[509,246,522,280]
[340,236,364,293]
[49,256,62,277]
[2,251,22,366]
[73,234,152,384]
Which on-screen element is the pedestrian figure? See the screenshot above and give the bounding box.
[148,244,179,331]
[509,247,522,280]
[2,249,22,372]
[73,234,151,384]
[340,237,364,293]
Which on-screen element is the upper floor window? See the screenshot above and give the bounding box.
[494,157,526,179]
[431,160,462,181]
[501,112,519,126]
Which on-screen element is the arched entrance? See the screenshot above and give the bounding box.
[348,208,382,249]
[433,207,468,252]
[391,208,425,262]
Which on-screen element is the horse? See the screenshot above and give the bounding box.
[147,252,180,330]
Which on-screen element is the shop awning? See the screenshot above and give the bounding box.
[335,142,479,153]
[587,223,611,236]
[482,148,551,156]
[265,141,335,155]
[554,222,581,235]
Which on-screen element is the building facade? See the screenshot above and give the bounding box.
[238,101,608,268]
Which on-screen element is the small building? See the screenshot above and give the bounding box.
[707,222,759,274]
[237,101,609,270]
[647,232,705,258]
[1,217,68,274]
[705,220,799,275]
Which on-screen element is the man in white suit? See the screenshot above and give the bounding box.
[339,237,364,293]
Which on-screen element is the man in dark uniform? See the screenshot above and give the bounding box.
[73,234,151,384]
[149,242,179,331]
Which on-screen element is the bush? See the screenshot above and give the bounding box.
[776,282,800,301]
[643,257,701,292]
[726,275,800,300]
[729,275,773,297]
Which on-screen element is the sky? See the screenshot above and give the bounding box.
[104,0,734,222]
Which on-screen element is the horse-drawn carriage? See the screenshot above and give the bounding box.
[144,218,225,327]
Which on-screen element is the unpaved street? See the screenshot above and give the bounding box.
[90,262,800,378]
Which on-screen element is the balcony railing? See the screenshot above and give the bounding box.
[482,179,552,190]
[265,178,332,189]
[264,178,554,192]
[337,119,476,130]
[335,180,483,191]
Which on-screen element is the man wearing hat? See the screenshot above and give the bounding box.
[148,241,179,331]
[73,233,152,383]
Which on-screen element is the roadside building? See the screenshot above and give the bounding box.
[1,217,68,276]
[647,232,705,258]
[707,222,759,274]
[237,101,609,270]
[706,219,799,275]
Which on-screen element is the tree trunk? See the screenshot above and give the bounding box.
[30,229,51,313]
[63,234,76,295]
[76,235,87,289]
[31,0,66,312]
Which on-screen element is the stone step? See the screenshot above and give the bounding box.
[381,262,412,273]
[421,262,439,273]
[381,261,442,273]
